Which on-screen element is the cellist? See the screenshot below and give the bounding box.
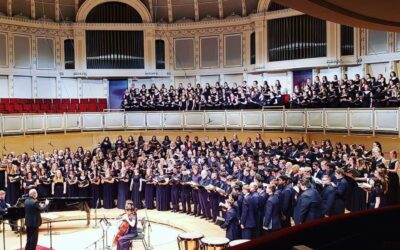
[114,203,138,250]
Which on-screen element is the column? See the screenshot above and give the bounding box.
[326,21,339,60]
[32,76,38,98]
[30,0,35,20]
[8,75,13,97]
[144,29,156,71]
[254,20,265,67]
[56,76,62,98]
[103,79,109,99]
[74,29,86,70]
[6,0,12,17]
[77,78,83,98]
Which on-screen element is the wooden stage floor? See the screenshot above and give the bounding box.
[1,208,225,250]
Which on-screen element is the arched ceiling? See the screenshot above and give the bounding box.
[0,0,262,23]
[1,0,399,31]
[274,0,400,32]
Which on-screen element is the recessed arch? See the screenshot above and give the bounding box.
[76,0,152,23]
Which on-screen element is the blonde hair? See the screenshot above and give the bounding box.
[290,164,300,175]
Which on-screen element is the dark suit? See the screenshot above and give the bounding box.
[297,188,322,224]
[240,194,256,239]
[321,184,336,216]
[333,178,348,215]
[263,194,282,232]
[279,184,293,228]
[220,207,240,241]
[24,197,47,250]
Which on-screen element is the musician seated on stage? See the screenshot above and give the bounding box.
[0,190,18,232]
[114,202,138,250]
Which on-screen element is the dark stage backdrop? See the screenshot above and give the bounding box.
[293,70,312,90]
[109,79,128,109]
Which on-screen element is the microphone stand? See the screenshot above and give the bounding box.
[144,208,153,250]
[93,198,100,229]
[2,221,5,250]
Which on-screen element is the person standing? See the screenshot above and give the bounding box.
[296,178,322,224]
[220,198,239,241]
[24,189,49,250]
[240,185,256,239]
[321,175,336,217]
[333,168,348,215]
[263,184,281,236]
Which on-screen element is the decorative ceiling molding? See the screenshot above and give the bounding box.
[156,23,255,37]
[275,0,400,32]
[76,0,152,23]
[0,23,74,37]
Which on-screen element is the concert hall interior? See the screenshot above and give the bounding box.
[1,0,400,250]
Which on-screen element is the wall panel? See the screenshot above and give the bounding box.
[82,79,105,98]
[0,33,7,66]
[36,77,57,98]
[13,76,32,98]
[174,38,195,69]
[200,36,219,68]
[0,76,8,98]
[368,30,388,54]
[224,34,242,67]
[14,35,31,68]
[61,78,79,98]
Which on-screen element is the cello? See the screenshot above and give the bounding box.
[113,206,137,246]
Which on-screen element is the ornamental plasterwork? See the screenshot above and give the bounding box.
[157,24,254,38]
[0,23,73,37]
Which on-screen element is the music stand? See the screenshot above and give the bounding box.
[42,213,62,250]
[100,217,111,250]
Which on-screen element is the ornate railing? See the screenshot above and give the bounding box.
[0,108,399,136]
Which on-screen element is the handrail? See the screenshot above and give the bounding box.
[228,205,400,250]
[0,108,399,136]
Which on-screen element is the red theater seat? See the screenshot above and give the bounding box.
[71,99,79,105]
[87,103,97,112]
[77,103,87,112]
[0,103,5,112]
[67,104,77,113]
[5,104,14,113]
[23,104,31,113]
[40,104,49,112]
[32,104,40,113]
[98,99,107,111]
[14,104,23,113]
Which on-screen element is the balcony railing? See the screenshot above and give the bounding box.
[0,108,399,136]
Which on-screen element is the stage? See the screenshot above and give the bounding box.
[1,208,225,250]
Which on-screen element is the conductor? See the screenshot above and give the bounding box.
[24,189,49,250]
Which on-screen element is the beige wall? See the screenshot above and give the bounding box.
[1,130,399,155]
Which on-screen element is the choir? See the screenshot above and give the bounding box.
[0,134,399,240]
[121,72,400,111]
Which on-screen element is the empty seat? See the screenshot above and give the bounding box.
[98,99,107,111]
[23,104,31,113]
[77,103,87,112]
[32,104,40,113]
[87,103,98,112]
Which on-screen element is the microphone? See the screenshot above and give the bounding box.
[48,142,54,147]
